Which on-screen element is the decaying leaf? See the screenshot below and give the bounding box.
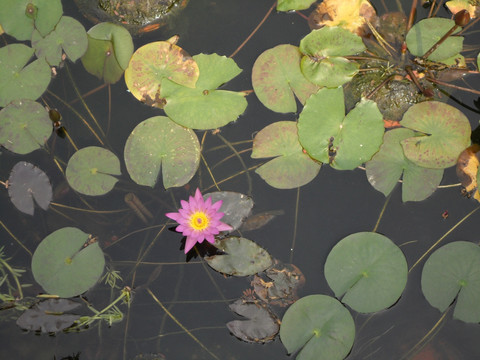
[308,0,377,35]
[456,144,480,201]
[446,0,480,19]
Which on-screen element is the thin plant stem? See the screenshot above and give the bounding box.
[426,76,480,95]
[372,193,392,233]
[0,221,32,257]
[0,256,23,299]
[229,0,276,58]
[211,147,252,170]
[409,205,480,273]
[289,187,300,264]
[432,0,445,17]
[50,202,130,214]
[68,83,108,105]
[147,288,220,360]
[203,164,263,191]
[198,248,226,301]
[200,152,221,191]
[104,224,168,249]
[428,0,436,18]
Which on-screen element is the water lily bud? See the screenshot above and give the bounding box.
[454,9,470,27]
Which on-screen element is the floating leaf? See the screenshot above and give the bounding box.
[240,210,285,232]
[252,44,319,113]
[406,18,463,62]
[203,191,254,231]
[82,22,134,84]
[297,87,384,170]
[227,299,280,343]
[206,236,272,276]
[366,128,443,202]
[32,16,88,66]
[0,44,51,107]
[66,146,121,196]
[125,36,198,106]
[32,227,105,298]
[124,116,200,189]
[16,299,81,332]
[277,0,316,11]
[161,53,248,130]
[456,144,480,201]
[400,101,471,169]
[422,241,480,323]
[280,295,355,360]
[0,0,62,41]
[299,27,366,87]
[8,162,52,215]
[0,99,52,154]
[324,232,408,313]
[252,121,321,188]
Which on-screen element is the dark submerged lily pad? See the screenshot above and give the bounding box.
[203,191,254,231]
[8,161,52,215]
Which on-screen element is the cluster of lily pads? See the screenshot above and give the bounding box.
[1,0,480,359]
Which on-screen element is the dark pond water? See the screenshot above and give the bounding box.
[2,0,480,359]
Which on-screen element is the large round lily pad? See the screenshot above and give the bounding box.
[298,87,384,170]
[32,16,88,66]
[400,101,471,169]
[252,121,321,188]
[0,99,52,154]
[161,53,248,130]
[280,294,355,360]
[32,227,105,298]
[8,161,52,215]
[366,128,443,202]
[406,18,463,62]
[66,146,121,196]
[205,236,272,276]
[125,37,198,105]
[422,241,480,323]
[0,0,62,40]
[0,44,51,107]
[252,44,318,113]
[124,116,200,189]
[324,232,408,313]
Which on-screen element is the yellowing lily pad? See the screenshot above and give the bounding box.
[406,18,463,62]
[161,53,248,130]
[125,37,198,106]
[0,44,51,107]
[298,87,384,170]
[324,232,408,313]
[280,294,355,360]
[32,227,105,298]
[32,16,88,66]
[0,99,52,154]
[66,146,121,196]
[124,116,200,189]
[252,121,321,189]
[422,241,480,323]
[400,101,471,169]
[252,44,319,113]
[366,128,443,202]
[81,22,134,84]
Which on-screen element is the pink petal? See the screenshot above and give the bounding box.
[205,234,215,244]
[180,199,190,211]
[217,223,233,231]
[165,212,181,222]
[204,196,212,208]
[184,236,198,253]
[211,200,223,211]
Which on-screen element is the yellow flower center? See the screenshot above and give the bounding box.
[189,211,209,231]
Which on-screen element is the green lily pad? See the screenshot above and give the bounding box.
[0,44,51,107]
[280,294,355,360]
[324,232,408,313]
[205,236,272,276]
[406,18,463,62]
[125,37,198,105]
[32,227,105,298]
[299,27,366,87]
[32,16,88,66]
[400,101,471,169]
[0,99,52,154]
[252,44,318,113]
[161,53,248,130]
[252,121,321,189]
[81,22,134,84]
[8,161,52,215]
[124,116,200,189]
[422,241,480,323]
[366,128,443,202]
[277,0,316,11]
[297,87,384,170]
[66,146,121,196]
[0,0,62,41]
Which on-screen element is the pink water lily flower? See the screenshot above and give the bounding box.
[166,188,233,253]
